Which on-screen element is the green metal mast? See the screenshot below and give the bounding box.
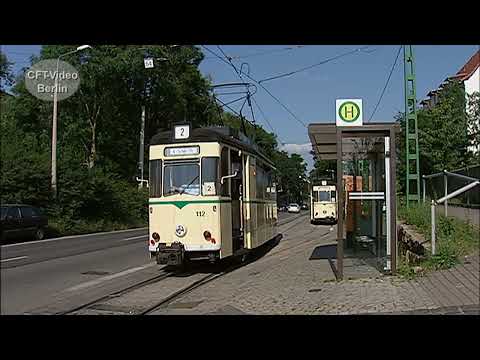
[404,45,421,206]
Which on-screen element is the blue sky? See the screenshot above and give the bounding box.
[2,44,478,169]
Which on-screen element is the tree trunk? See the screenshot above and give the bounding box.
[88,124,96,169]
[86,104,101,170]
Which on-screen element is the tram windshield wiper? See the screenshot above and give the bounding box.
[179,175,200,195]
[164,188,182,197]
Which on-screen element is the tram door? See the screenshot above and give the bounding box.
[230,149,244,251]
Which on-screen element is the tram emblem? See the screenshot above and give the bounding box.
[175,224,187,237]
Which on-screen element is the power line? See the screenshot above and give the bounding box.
[217,45,244,80]
[204,45,306,60]
[216,45,259,139]
[201,45,307,128]
[258,46,371,84]
[368,45,402,122]
[251,96,289,145]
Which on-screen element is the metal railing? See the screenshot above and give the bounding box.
[424,165,480,255]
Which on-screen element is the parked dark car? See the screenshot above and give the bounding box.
[0,204,48,243]
[278,205,287,212]
[301,204,308,210]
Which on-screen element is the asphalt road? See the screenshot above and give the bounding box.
[0,210,304,315]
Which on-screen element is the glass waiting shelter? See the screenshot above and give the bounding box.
[308,123,399,279]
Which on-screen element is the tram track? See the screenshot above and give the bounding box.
[57,214,310,316]
[141,221,333,315]
[57,270,174,315]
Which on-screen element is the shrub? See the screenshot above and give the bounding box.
[397,198,479,274]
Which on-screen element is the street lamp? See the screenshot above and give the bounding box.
[51,45,91,199]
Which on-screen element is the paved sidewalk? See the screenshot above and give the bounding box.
[375,304,479,315]
[436,205,479,227]
[148,218,479,315]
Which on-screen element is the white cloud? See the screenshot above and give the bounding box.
[279,142,312,155]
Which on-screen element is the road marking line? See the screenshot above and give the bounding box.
[65,262,157,292]
[120,235,147,241]
[1,227,148,248]
[1,256,28,263]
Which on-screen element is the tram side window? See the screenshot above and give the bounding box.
[256,165,265,200]
[149,159,162,197]
[202,157,219,196]
[220,147,230,196]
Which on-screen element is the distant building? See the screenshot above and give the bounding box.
[420,50,479,109]
[420,50,479,154]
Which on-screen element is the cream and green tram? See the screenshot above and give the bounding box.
[310,181,338,225]
[147,125,278,266]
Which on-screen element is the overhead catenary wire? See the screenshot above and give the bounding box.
[214,47,288,145]
[204,45,306,60]
[258,45,371,84]
[201,45,307,128]
[251,96,288,145]
[368,45,402,122]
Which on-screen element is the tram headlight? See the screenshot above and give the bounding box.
[203,230,216,244]
[152,232,160,242]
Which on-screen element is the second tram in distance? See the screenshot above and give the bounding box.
[310,181,338,225]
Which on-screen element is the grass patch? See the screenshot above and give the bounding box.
[397,198,479,277]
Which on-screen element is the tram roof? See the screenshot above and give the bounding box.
[150,126,275,168]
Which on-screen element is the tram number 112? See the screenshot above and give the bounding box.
[196,210,205,217]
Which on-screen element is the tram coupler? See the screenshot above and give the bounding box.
[156,242,185,266]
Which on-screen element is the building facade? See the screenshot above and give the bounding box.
[420,50,479,154]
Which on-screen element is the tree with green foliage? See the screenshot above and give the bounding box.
[309,150,336,183]
[396,80,477,194]
[274,151,308,204]
[2,44,302,236]
[0,51,14,92]
[466,92,480,158]
[2,45,222,235]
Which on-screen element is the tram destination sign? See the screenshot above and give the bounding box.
[165,146,200,157]
[336,99,363,127]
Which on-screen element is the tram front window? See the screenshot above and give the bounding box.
[164,163,200,196]
[318,191,331,202]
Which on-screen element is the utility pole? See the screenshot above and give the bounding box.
[137,51,170,189]
[138,105,146,189]
[404,45,421,207]
[51,45,91,200]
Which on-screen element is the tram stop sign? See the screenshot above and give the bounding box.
[336,99,363,127]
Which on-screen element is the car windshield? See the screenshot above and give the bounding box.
[163,163,200,196]
[0,207,6,220]
[290,204,298,207]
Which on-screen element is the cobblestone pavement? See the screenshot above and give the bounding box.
[381,304,479,315]
[150,216,480,315]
